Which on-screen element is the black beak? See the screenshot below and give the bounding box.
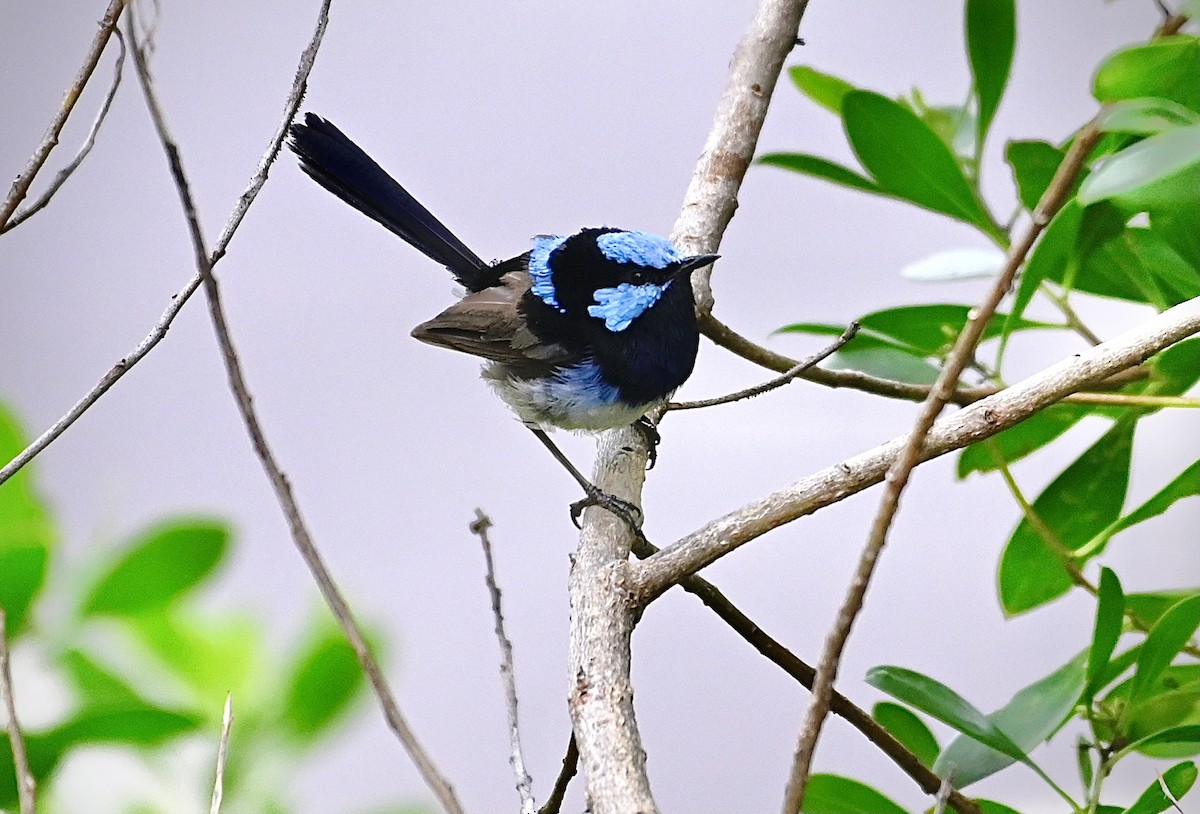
[675,253,719,278]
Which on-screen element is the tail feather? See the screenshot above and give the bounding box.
[287,113,494,291]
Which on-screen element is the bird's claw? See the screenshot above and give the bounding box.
[634,417,661,470]
[570,486,643,531]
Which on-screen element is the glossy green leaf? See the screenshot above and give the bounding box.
[801,774,909,814]
[1007,200,1082,333]
[1099,98,1200,135]
[281,622,367,741]
[83,518,230,616]
[856,304,1059,357]
[933,652,1087,787]
[957,405,1094,477]
[1128,594,1200,709]
[865,666,1030,763]
[1074,216,1200,308]
[789,65,857,114]
[842,91,997,234]
[1006,140,1068,211]
[1088,569,1126,697]
[1080,125,1200,205]
[1094,37,1200,112]
[1088,461,1200,553]
[999,418,1136,615]
[1120,760,1197,814]
[1151,204,1200,272]
[1127,682,1200,757]
[1153,337,1200,395]
[759,152,883,193]
[976,801,1023,814]
[966,0,1016,147]
[1127,724,1200,758]
[910,96,976,160]
[872,702,940,767]
[1129,591,1200,628]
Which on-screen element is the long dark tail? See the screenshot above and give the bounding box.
[287,113,494,291]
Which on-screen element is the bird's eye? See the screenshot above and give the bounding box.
[631,270,645,284]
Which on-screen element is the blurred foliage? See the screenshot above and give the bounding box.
[0,403,414,813]
[765,1,1199,811]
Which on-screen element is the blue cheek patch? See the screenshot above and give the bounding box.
[596,231,681,269]
[588,281,670,332]
[528,235,569,312]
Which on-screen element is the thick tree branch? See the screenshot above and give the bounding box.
[635,295,1200,600]
[569,0,812,810]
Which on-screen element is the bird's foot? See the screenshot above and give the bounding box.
[570,485,643,531]
[633,416,661,470]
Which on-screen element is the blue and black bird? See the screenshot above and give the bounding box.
[286,113,716,523]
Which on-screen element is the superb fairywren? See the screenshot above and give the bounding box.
[287,114,715,523]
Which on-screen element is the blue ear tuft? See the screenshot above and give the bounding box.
[529,235,568,311]
[587,281,670,332]
[596,231,680,269]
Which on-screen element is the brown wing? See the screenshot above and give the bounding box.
[410,271,575,372]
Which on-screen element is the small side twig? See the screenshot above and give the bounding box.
[209,694,233,814]
[537,734,580,814]
[780,119,1104,810]
[470,510,535,814]
[0,0,125,230]
[2,29,126,234]
[126,17,464,814]
[0,609,36,814]
[669,323,858,411]
[933,770,956,814]
[0,0,331,490]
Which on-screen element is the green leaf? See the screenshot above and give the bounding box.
[1127,683,1200,757]
[1079,125,1200,205]
[82,518,230,616]
[1128,595,1200,710]
[957,405,1094,477]
[1153,337,1200,395]
[59,649,144,707]
[132,609,263,700]
[1006,140,1069,211]
[1094,37,1200,112]
[857,304,1059,358]
[872,702,940,767]
[281,620,368,741]
[1151,204,1200,272]
[0,545,48,635]
[0,402,55,635]
[759,152,883,193]
[1077,736,1096,792]
[1129,591,1200,628]
[1098,98,1200,135]
[1120,761,1197,814]
[1090,461,1200,552]
[49,705,201,747]
[801,774,909,814]
[976,802,1023,814]
[932,652,1087,787]
[789,65,857,114]
[999,418,1136,615]
[841,90,997,235]
[865,666,1030,763]
[1088,569,1126,698]
[966,0,1016,147]
[1128,724,1200,758]
[826,346,941,386]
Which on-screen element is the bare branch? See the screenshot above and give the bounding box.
[209,694,233,814]
[0,0,125,230]
[125,16,464,814]
[470,510,535,814]
[569,1,813,809]
[635,295,1200,601]
[536,734,579,814]
[0,0,330,490]
[2,30,126,234]
[629,538,983,814]
[0,609,35,814]
[668,324,858,411]
[781,121,1102,809]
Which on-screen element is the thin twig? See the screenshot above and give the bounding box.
[0,0,330,490]
[780,121,1104,810]
[536,734,579,814]
[0,609,35,814]
[470,510,536,814]
[209,694,233,814]
[669,324,859,411]
[0,0,125,230]
[628,538,983,814]
[933,771,956,814]
[2,30,126,234]
[125,17,464,814]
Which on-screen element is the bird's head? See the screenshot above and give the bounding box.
[528,228,718,332]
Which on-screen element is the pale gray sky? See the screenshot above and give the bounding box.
[2,1,1195,812]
